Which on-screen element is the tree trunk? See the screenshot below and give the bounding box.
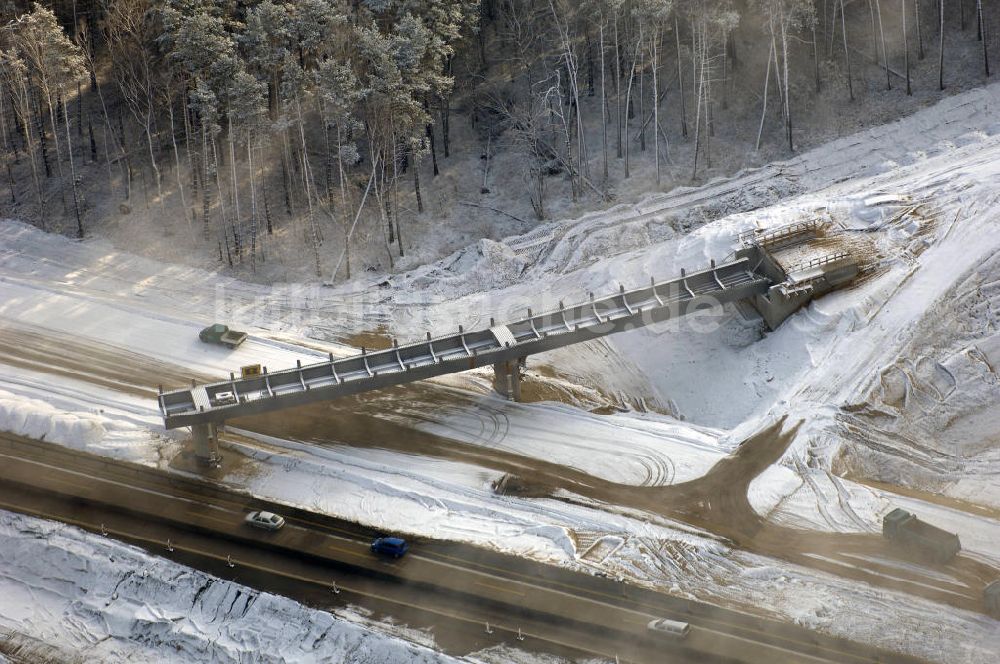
[979,0,990,75]
[781,16,793,151]
[35,97,50,178]
[756,38,774,151]
[600,21,609,181]
[675,15,687,138]
[425,103,439,177]
[638,48,645,152]
[85,52,115,196]
[247,137,258,272]
[201,122,211,240]
[813,25,821,92]
[76,81,82,138]
[294,94,322,277]
[261,155,274,237]
[227,113,240,257]
[772,29,784,117]
[549,0,588,180]
[336,125,350,278]
[6,163,15,204]
[623,24,641,178]
[182,91,196,200]
[841,0,855,100]
[939,0,946,90]
[413,143,423,217]
[12,78,44,225]
[560,84,577,199]
[652,29,660,186]
[280,127,294,216]
[120,113,133,203]
[167,99,190,227]
[615,14,623,158]
[829,0,838,57]
[45,91,69,213]
[875,0,891,89]
[321,107,335,204]
[61,87,83,237]
[331,153,377,282]
[441,56,452,157]
[395,144,404,258]
[868,0,879,86]
[692,21,704,179]
[140,117,158,208]
[375,174,395,271]
[440,103,451,158]
[904,0,913,94]
[721,30,729,110]
[586,30,595,95]
[916,0,925,59]
[478,3,488,69]
[88,116,96,161]
[211,138,230,250]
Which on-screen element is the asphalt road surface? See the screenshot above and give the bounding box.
[0,433,926,664]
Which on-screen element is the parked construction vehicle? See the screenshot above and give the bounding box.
[882,508,961,564]
[985,580,1000,619]
[198,323,247,349]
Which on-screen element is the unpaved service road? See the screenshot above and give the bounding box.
[0,433,923,664]
[239,404,1000,613]
[0,321,217,395]
[4,323,991,621]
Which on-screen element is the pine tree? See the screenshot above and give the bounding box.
[6,3,87,235]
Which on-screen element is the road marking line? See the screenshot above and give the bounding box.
[0,436,898,663]
[474,580,526,597]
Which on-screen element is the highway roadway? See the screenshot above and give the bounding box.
[0,433,925,664]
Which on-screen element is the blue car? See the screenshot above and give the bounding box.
[371,536,409,558]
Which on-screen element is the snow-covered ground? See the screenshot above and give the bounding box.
[0,510,458,663]
[2,78,1000,662]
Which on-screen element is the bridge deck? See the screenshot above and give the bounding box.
[160,257,771,429]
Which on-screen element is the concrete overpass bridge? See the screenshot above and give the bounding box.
[158,222,861,461]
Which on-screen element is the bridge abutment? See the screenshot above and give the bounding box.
[493,357,525,401]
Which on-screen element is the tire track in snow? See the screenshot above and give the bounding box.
[826,471,875,533]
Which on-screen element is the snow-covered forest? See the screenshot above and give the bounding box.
[0,1,995,281]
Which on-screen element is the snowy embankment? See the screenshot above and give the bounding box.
[0,388,105,448]
[1,80,1000,662]
[0,510,457,664]
[0,364,167,463]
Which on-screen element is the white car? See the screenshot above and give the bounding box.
[212,390,237,406]
[646,618,690,640]
[245,510,285,531]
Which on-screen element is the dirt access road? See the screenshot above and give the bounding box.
[238,397,999,615]
[4,326,995,616]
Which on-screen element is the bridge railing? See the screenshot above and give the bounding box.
[783,251,852,275]
[738,220,825,250]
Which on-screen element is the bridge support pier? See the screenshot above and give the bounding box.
[191,422,220,464]
[492,357,525,401]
